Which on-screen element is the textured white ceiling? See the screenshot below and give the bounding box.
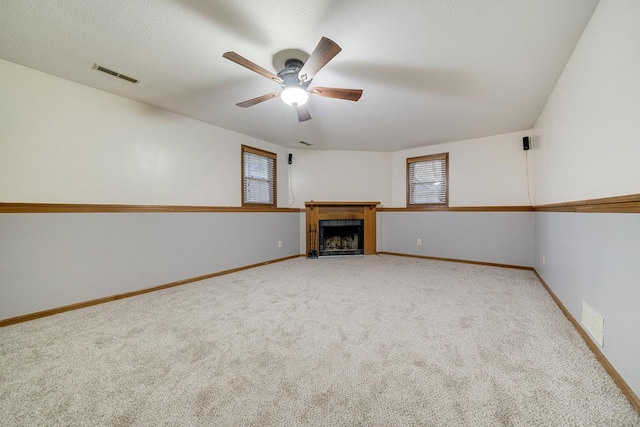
[0,0,598,151]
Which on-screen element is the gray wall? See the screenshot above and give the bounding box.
[0,212,300,320]
[379,211,535,267]
[534,211,640,397]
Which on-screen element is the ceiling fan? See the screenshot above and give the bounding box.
[223,37,363,122]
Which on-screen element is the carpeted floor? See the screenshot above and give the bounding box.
[1,255,638,426]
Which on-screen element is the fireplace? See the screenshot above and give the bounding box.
[319,219,364,256]
[305,201,379,257]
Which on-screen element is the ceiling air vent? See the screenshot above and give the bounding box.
[299,141,313,146]
[92,64,139,84]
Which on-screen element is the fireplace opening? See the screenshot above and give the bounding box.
[319,219,364,256]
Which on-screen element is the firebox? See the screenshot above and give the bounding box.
[318,219,364,256]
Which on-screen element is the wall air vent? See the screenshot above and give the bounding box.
[92,64,139,84]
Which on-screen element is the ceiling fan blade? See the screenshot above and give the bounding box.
[298,37,342,83]
[236,92,281,108]
[296,105,312,122]
[223,52,284,84]
[309,87,363,102]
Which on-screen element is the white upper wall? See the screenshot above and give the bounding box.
[532,0,640,205]
[391,131,533,207]
[287,149,392,208]
[0,59,289,206]
[2,58,535,209]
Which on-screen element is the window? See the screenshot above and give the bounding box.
[242,145,277,207]
[407,152,448,206]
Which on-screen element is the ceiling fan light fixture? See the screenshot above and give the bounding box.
[281,86,309,107]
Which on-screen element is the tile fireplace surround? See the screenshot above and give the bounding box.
[305,201,379,256]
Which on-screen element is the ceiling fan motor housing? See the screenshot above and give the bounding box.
[279,59,310,88]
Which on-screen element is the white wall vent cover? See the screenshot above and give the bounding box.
[581,300,604,347]
[92,64,139,84]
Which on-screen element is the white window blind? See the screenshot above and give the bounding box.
[407,153,448,205]
[242,146,276,206]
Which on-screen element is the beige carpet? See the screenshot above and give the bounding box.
[1,255,638,426]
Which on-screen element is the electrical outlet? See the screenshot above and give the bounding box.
[542,254,546,264]
[417,239,422,246]
[278,241,282,248]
